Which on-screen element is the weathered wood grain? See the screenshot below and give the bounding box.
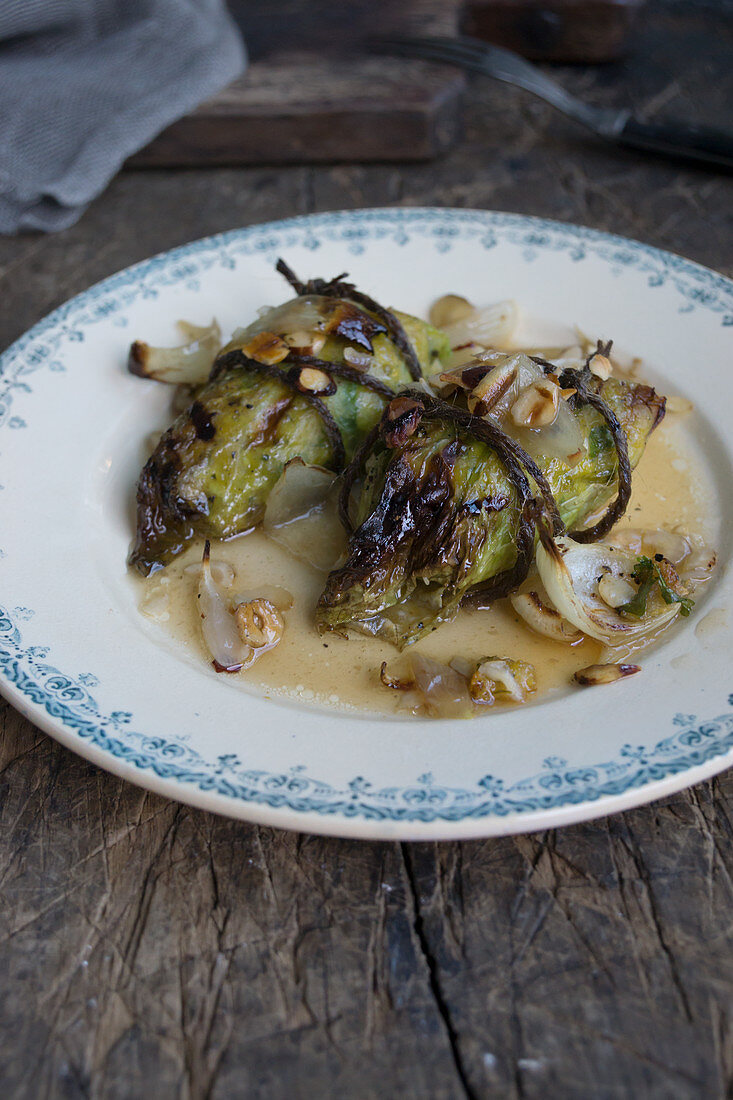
[130,58,465,167]
[1,5,732,1097]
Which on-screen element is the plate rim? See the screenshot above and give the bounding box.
[1,205,732,839]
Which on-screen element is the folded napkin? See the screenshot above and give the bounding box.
[0,0,246,233]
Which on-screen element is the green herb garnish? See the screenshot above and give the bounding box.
[620,555,694,618]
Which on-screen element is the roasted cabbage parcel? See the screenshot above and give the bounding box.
[129,264,711,700]
[316,351,667,647]
[129,261,450,574]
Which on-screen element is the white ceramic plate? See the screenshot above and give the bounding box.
[1,208,732,840]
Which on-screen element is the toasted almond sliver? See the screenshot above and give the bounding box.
[242,331,290,365]
[296,367,335,395]
[283,330,326,355]
[574,663,640,686]
[588,353,612,380]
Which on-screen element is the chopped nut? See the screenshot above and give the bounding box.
[588,353,612,380]
[598,573,638,608]
[296,367,336,396]
[469,656,537,704]
[574,662,640,686]
[234,599,283,649]
[242,330,290,365]
[343,346,373,370]
[510,379,560,428]
[467,361,517,415]
[429,293,474,329]
[283,330,326,355]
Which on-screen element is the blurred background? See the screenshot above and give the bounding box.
[139,0,733,168]
[0,0,730,340]
[1,0,731,234]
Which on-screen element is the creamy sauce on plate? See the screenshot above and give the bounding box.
[134,412,716,716]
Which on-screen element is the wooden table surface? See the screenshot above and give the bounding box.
[2,4,732,1097]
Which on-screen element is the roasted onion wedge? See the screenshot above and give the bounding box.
[535,535,680,645]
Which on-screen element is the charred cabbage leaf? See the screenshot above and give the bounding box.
[130,286,449,574]
[316,364,665,647]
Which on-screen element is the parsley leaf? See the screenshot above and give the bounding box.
[619,555,694,618]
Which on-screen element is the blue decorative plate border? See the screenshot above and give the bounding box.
[2,208,732,431]
[1,208,732,824]
[2,605,733,822]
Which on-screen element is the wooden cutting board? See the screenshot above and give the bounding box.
[131,57,466,167]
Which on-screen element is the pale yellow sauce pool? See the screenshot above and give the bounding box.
[133,412,716,716]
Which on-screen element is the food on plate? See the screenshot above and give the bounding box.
[316,358,664,646]
[130,270,716,715]
[129,260,449,575]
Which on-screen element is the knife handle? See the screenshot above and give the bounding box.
[618,116,733,170]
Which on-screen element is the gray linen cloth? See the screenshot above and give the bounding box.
[0,0,246,233]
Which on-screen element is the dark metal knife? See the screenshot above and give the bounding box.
[374,35,733,170]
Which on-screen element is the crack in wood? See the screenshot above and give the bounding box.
[400,843,478,1100]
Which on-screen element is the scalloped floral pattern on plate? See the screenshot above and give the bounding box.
[0,208,731,838]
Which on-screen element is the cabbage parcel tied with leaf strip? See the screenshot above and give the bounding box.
[130,276,715,709]
[316,351,667,647]
[129,260,449,574]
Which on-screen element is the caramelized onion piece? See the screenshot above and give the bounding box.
[185,557,235,586]
[535,529,679,645]
[264,459,346,571]
[380,655,474,718]
[430,296,518,350]
[197,541,254,672]
[128,319,221,385]
[510,590,583,643]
